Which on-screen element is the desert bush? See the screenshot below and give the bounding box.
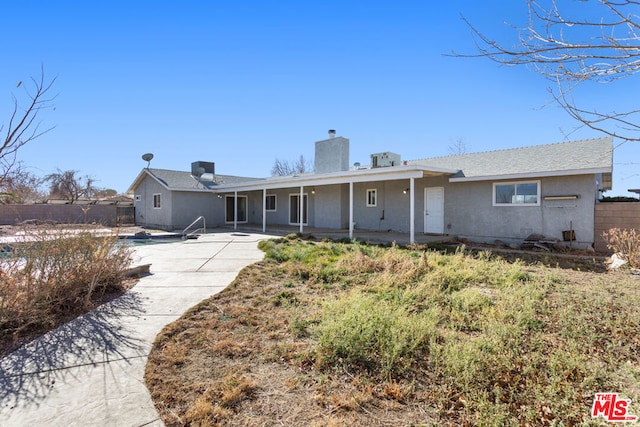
[315,291,439,376]
[0,225,132,339]
[603,227,640,267]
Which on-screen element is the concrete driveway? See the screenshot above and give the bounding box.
[0,231,277,427]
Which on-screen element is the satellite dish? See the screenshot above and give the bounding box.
[194,167,205,178]
[142,153,154,168]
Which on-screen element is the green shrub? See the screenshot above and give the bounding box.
[315,291,438,376]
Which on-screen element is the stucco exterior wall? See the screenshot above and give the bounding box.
[170,191,217,231]
[334,174,597,247]
[314,184,344,229]
[441,174,597,247]
[133,175,173,229]
[351,179,428,233]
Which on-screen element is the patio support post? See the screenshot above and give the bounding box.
[349,181,354,240]
[299,185,304,234]
[234,190,238,230]
[409,177,415,244]
[262,188,267,233]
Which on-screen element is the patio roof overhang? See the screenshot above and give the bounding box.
[210,164,458,193]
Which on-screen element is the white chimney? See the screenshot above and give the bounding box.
[328,129,336,138]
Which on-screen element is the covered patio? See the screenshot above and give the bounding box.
[214,164,457,244]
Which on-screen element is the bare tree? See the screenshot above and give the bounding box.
[0,162,45,203]
[457,0,640,142]
[271,154,314,176]
[1,67,56,181]
[45,169,96,202]
[448,137,468,155]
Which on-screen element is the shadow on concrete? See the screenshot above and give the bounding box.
[0,291,146,410]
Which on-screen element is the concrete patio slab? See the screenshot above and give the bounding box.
[0,231,279,427]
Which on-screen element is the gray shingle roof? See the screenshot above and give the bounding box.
[408,137,613,179]
[146,168,262,190]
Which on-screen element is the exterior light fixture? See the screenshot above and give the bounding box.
[403,188,409,194]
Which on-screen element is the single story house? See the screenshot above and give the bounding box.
[127,131,613,248]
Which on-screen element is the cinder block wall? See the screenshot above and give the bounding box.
[594,203,640,252]
[0,205,120,226]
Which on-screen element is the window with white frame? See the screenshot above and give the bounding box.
[265,194,277,211]
[493,181,540,206]
[153,193,161,208]
[366,189,377,207]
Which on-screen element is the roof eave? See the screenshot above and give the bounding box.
[448,167,612,183]
[127,169,222,193]
[126,169,158,194]
[211,165,457,192]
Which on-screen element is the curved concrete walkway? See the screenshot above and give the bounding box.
[0,231,277,427]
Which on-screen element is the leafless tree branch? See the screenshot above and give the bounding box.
[1,66,57,183]
[271,154,314,176]
[454,0,640,142]
[45,169,96,202]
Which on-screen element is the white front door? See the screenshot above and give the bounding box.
[424,187,444,234]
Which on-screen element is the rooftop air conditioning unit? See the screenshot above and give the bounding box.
[370,152,401,168]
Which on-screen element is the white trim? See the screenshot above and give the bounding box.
[450,167,611,183]
[409,178,415,244]
[366,188,377,207]
[265,194,277,212]
[288,193,308,225]
[349,182,354,239]
[152,193,161,209]
[262,189,267,233]
[492,180,541,206]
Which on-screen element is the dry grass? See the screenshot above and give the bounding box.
[0,224,134,357]
[145,237,640,426]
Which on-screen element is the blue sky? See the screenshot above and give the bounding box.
[1,0,638,195]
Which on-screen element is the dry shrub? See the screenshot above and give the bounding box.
[210,338,249,358]
[603,227,640,267]
[0,225,132,344]
[219,374,257,408]
[381,380,413,402]
[161,341,188,366]
[183,387,233,426]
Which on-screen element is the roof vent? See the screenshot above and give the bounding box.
[328,129,336,138]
